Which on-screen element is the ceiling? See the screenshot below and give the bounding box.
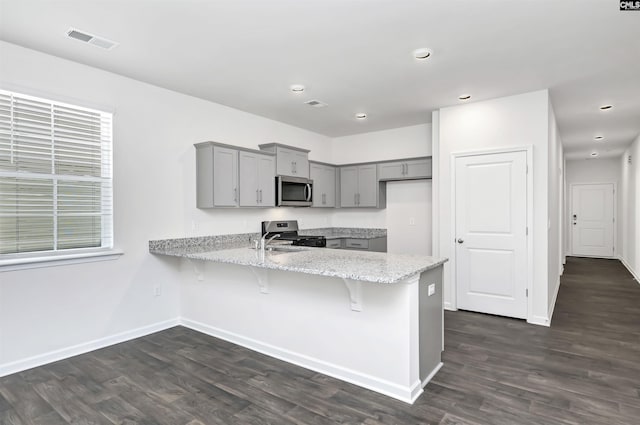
[1,0,639,159]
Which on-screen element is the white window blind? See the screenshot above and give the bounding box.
[0,89,113,256]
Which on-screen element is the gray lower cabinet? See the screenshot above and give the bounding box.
[340,164,380,208]
[345,237,387,252]
[325,237,387,252]
[196,143,238,208]
[378,158,432,181]
[310,162,336,207]
[325,239,342,249]
[239,152,275,207]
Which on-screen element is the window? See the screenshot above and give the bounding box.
[0,89,113,257]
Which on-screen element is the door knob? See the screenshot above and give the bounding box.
[457,238,464,244]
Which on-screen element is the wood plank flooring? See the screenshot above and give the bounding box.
[1,257,639,424]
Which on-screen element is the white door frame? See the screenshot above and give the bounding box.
[449,146,534,321]
[568,182,617,259]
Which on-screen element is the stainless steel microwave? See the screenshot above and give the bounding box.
[276,175,313,207]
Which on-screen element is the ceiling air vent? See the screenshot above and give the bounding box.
[66,28,119,50]
[304,99,328,108]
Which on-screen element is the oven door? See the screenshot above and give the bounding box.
[277,176,313,207]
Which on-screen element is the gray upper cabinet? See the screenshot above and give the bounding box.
[259,143,310,178]
[310,162,336,208]
[195,143,238,208]
[197,141,424,210]
[340,166,359,207]
[357,165,378,207]
[340,164,382,208]
[377,157,432,181]
[239,151,275,207]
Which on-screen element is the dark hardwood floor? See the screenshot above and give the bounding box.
[1,257,639,424]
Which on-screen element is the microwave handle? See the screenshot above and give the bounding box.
[305,183,312,202]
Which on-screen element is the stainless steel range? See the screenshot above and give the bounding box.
[261,220,326,247]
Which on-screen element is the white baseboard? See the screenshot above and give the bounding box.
[0,316,444,404]
[421,362,443,389]
[528,315,551,327]
[547,276,561,326]
[619,256,640,283]
[0,318,180,378]
[444,301,456,311]
[180,317,424,404]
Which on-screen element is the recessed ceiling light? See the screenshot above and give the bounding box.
[599,105,613,110]
[458,94,471,101]
[355,113,367,120]
[290,84,305,93]
[590,152,599,157]
[413,48,432,60]
[594,136,604,141]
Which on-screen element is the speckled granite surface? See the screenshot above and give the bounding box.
[298,227,387,240]
[149,232,445,284]
[149,233,259,252]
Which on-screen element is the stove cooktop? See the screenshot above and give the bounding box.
[261,220,327,247]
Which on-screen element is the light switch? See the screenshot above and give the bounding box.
[409,217,416,226]
[428,283,435,296]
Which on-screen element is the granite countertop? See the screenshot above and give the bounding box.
[298,227,387,240]
[149,232,446,284]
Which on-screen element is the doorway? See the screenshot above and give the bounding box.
[453,149,529,319]
[570,183,615,258]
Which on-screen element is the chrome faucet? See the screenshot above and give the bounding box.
[260,233,280,251]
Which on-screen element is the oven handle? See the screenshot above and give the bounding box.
[304,183,312,202]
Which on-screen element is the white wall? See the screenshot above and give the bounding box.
[331,124,431,164]
[180,264,424,402]
[565,158,623,258]
[434,90,552,325]
[330,124,432,229]
[547,101,564,320]
[0,41,336,372]
[620,134,640,280]
[386,180,432,255]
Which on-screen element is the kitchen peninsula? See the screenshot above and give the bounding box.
[150,230,446,404]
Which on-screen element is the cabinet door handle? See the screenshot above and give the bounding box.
[256,189,259,203]
[259,189,262,203]
[354,193,357,205]
[292,161,296,174]
[305,183,312,202]
[234,188,237,202]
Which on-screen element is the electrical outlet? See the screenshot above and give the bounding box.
[154,286,162,297]
[428,284,435,296]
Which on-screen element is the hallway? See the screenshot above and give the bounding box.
[437,257,640,424]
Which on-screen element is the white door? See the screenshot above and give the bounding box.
[571,184,614,257]
[455,151,528,319]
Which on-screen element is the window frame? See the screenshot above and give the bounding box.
[0,89,121,270]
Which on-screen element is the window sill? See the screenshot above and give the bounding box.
[0,249,124,272]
